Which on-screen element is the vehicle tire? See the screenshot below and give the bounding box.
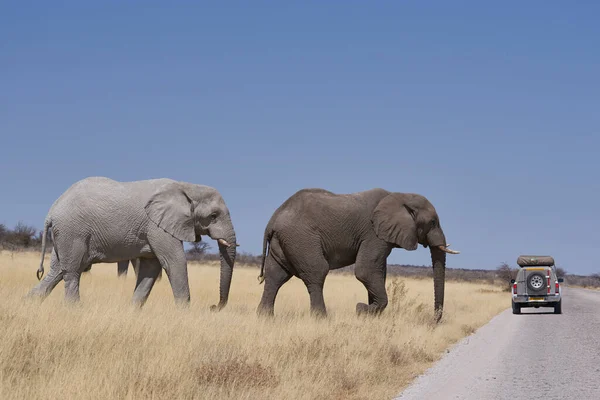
[554,300,562,314]
[512,301,521,315]
[527,272,546,292]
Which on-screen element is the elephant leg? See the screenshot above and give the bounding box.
[26,250,63,300]
[257,255,292,317]
[117,260,129,277]
[288,243,329,317]
[64,271,83,302]
[297,261,329,318]
[304,280,327,318]
[366,265,386,305]
[133,258,157,281]
[354,246,389,316]
[132,258,162,307]
[148,229,190,305]
[58,239,88,303]
[164,261,190,305]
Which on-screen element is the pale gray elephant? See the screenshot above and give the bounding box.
[117,258,163,280]
[27,177,237,309]
[82,259,154,279]
[256,188,459,321]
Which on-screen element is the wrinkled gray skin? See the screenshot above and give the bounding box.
[117,259,136,277]
[26,177,237,309]
[256,188,459,321]
[117,259,164,281]
[84,258,163,280]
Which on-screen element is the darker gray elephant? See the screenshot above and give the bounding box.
[27,177,237,309]
[256,188,459,321]
[117,259,134,277]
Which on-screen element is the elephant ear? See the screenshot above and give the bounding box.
[371,193,418,250]
[144,183,196,242]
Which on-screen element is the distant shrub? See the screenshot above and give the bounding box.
[563,273,600,289]
[0,221,54,251]
[556,267,567,277]
[185,241,213,261]
[495,262,518,292]
[0,222,39,250]
[235,251,263,265]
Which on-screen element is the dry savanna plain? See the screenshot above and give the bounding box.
[1,251,508,400]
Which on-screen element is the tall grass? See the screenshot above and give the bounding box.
[0,251,508,399]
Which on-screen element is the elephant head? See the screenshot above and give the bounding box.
[371,193,459,322]
[144,181,237,310]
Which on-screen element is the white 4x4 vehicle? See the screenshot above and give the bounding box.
[511,255,563,315]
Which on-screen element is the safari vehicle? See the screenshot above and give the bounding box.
[511,255,563,315]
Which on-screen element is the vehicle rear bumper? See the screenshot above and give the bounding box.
[512,295,561,305]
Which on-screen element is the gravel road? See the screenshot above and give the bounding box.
[395,287,600,400]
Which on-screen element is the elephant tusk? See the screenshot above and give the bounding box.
[217,239,240,248]
[438,245,460,255]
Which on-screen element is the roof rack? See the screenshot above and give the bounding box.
[517,255,555,267]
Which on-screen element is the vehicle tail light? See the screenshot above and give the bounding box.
[547,271,551,294]
[555,282,560,294]
[513,283,517,294]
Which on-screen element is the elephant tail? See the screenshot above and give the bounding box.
[37,217,52,280]
[257,223,274,284]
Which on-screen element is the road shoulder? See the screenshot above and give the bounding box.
[394,307,514,399]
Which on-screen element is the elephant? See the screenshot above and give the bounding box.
[256,188,459,321]
[116,258,164,280]
[82,258,164,281]
[81,257,159,277]
[26,177,237,308]
[117,259,136,277]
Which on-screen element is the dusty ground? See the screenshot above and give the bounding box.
[0,251,508,400]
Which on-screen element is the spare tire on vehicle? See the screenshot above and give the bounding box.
[527,272,547,293]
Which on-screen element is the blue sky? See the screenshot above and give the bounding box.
[1,2,598,274]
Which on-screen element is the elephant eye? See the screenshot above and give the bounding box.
[210,212,218,221]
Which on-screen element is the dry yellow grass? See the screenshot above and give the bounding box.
[0,251,508,400]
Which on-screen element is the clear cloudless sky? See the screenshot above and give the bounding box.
[1,1,598,274]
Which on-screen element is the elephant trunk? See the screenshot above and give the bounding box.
[212,224,237,311]
[430,246,446,323]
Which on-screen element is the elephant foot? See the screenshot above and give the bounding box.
[356,302,370,315]
[22,290,45,303]
[131,296,148,308]
[256,305,275,318]
[63,298,83,309]
[173,298,190,309]
[131,301,143,309]
[210,303,226,312]
[310,308,327,319]
[210,300,226,312]
[356,302,386,316]
[434,308,444,324]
